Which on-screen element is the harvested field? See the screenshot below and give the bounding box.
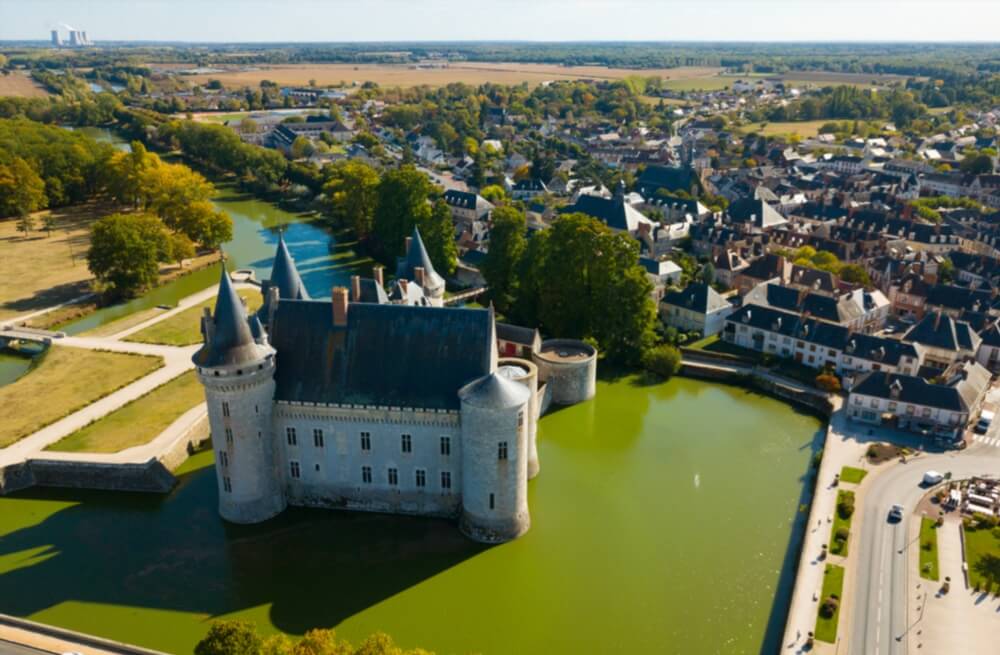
[155,62,722,88]
[0,71,50,98]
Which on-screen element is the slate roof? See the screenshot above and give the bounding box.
[903,312,979,352]
[496,322,538,346]
[726,197,787,229]
[459,371,530,409]
[269,301,494,410]
[842,333,919,366]
[194,267,266,368]
[662,283,730,314]
[728,304,850,350]
[746,283,865,325]
[396,227,445,290]
[443,190,494,215]
[925,284,997,314]
[852,372,965,411]
[980,322,1000,348]
[636,165,696,197]
[356,278,389,304]
[563,193,652,233]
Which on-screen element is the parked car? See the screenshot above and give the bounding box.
[975,410,994,434]
[888,504,904,522]
[922,471,944,486]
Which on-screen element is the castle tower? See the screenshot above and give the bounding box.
[194,266,285,524]
[258,232,309,328]
[396,226,445,307]
[497,358,540,479]
[458,372,531,543]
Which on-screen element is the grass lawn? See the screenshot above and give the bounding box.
[815,564,845,643]
[840,466,868,484]
[0,346,163,448]
[919,518,940,582]
[82,306,170,337]
[739,120,834,138]
[0,202,114,320]
[964,525,1000,591]
[125,289,262,346]
[46,370,203,453]
[662,75,734,92]
[830,490,855,556]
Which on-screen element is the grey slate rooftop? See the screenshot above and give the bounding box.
[195,266,266,368]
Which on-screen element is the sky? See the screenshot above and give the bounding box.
[1,0,1000,43]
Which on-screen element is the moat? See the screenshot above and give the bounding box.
[0,376,822,654]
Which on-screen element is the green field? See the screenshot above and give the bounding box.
[919,518,940,582]
[815,564,845,643]
[125,289,261,346]
[739,120,834,138]
[662,75,734,92]
[0,346,163,447]
[965,525,1000,591]
[46,371,204,454]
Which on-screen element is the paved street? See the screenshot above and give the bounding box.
[0,640,51,655]
[848,451,1000,655]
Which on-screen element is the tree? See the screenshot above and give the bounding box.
[166,232,196,264]
[482,205,527,312]
[371,165,434,264]
[239,118,259,135]
[515,213,656,364]
[194,620,262,655]
[87,213,170,297]
[642,344,683,379]
[938,257,955,284]
[139,161,215,227]
[418,199,459,276]
[175,200,233,250]
[479,184,507,204]
[699,263,716,285]
[109,141,155,208]
[291,136,316,160]
[838,263,871,288]
[323,160,380,239]
[0,157,46,221]
[960,153,994,175]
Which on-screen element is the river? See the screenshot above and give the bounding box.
[0,376,822,654]
[59,128,363,334]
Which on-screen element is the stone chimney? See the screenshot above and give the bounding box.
[373,265,384,288]
[351,275,361,302]
[414,266,425,287]
[332,287,349,327]
[405,236,413,254]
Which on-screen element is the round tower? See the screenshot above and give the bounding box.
[532,339,597,406]
[194,268,286,524]
[497,358,540,479]
[458,372,531,543]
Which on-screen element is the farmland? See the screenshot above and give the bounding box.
[0,71,50,98]
[153,62,723,88]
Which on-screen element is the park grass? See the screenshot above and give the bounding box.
[738,120,833,138]
[964,524,1000,592]
[662,75,734,92]
[46,370,203,454]
[919,518,940,582]
[815,564,845,643]
[125,289,262,346]
[82,306,170,337]
[830,490,855,557]
[840,466,868,485]
[0,346,163,448]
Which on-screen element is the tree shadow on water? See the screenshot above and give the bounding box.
[0,462,488,635]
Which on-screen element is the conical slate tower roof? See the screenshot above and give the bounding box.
[459,371,530,409]
[396,226,445,289]
[269,232,309,301]
[195,266,266,367]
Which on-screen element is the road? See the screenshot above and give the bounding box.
[848,449,1000,655]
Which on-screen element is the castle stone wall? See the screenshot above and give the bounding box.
[532,339,597,406]
[497,358,540,479]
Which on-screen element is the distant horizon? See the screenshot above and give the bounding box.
[3,1,1000,43]
[6,39,1000,46]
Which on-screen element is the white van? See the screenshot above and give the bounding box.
[975,410,994,434]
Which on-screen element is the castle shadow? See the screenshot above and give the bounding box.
[0,460,488,635]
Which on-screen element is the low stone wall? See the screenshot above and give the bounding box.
[0,461,35,495]
[680,362,834,419]
[28,459,176,493]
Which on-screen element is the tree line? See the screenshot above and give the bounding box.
[195,620,431,655]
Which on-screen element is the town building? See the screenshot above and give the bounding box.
[660,283,734,336]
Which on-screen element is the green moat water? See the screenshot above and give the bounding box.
[0,376,823,654]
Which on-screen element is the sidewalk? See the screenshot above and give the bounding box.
[781,402,872,654]
[912,520,1000,654]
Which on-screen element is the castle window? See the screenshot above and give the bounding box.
[286,427,297,446]
[360,432,371,451]
[388,468,398,486]
[517,411,524,428]
[498,441,508,461]
[489,493,495,510]
[290,461,301,479]
[222,401,230,418]
[225,428,233,445]
[313,429,324,448]
[219,451,229,468]
[401,434,412,453]
[255,405,259,414]
[440,436,451,456]
[440,471,452,490]
[362,466,372,484]
[415,469,426,487]
[223,477,232,493]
